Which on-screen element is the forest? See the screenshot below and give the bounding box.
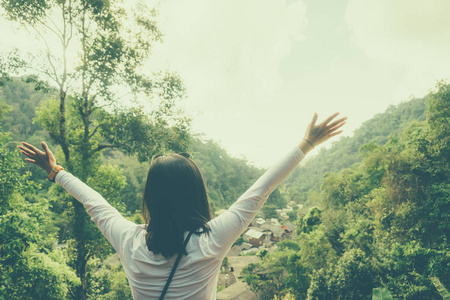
[0,0,449,299]
[241,84,450,299]
[0,78,287,299]
[2,78,449,300]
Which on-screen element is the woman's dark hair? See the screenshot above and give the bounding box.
[142,154,212,257]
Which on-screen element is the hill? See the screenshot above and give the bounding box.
[0,78,427,209]
[283,97,426,203]
[0,78,286,212]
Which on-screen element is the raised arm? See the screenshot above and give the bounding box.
[206,112,347,258]
[18,142,136,253]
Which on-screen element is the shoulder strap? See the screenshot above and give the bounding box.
[159,231,194,300]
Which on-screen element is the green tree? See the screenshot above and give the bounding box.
[243,252,292,300]
[0,1,190,298]
[0,107,79,299]
[298,207,322,234]
[262,204,278,220]
[227,84,450,300]
[286,210,297,222]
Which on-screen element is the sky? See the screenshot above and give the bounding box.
[1,0,450,167]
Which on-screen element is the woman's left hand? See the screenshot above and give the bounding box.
[18,142,57,175]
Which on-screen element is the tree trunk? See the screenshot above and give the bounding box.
[59,89,70,163]
[73,201,89,300]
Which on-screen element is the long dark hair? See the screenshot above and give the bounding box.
[142,153,211,257]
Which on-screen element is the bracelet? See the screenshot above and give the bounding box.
[49,165,64,182]
[303,138,315,148]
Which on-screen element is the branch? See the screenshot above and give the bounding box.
[112,91,133,102]
[95,144,120,152]
[65,72,77,89]
[95,139,134,152]
[37,18,64,45]
[95,101,117,110]
[68,0,74,43]
[26,64,58,84]
[47,15,63,37]
[89,125,100,138]
[30,24,61,87]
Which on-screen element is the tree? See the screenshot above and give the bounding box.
[242,253,290,300]
[298,207,322,234]
[227,84,450,299]
[286,210,297,222]
[0,105,79,299]
[0,1,190,298]
[262,204,278,220]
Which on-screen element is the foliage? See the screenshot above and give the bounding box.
[241,82,450,300]
[233,236,244,246]
[86,256,132,300]
[298,207,321,234]
[0,78,295,299]
[277,240,300,252]
[0,0,190,296]
[430,277,450,300]
[190,136,286,210]
[273,292,296,300]
[262,204,278,220]
[2,66,449,298]
[242,252,291,300]
[372,288,393,300]
[0,120,79,299]
[283,97,427,204]
[286,210,298,222]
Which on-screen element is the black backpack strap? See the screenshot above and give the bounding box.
[159,231,194,300]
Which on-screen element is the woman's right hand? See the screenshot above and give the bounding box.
[298,112,347,154]
[18,141,57,175]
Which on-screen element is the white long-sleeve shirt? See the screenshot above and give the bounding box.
[55,146,305,299]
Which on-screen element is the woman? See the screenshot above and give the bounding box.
[18,112,346,299]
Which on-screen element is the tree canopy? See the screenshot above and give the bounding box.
[242,82,450,300]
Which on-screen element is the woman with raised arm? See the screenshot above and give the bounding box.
[18,112,346,300]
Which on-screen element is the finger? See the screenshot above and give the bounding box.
[21,142,43,155]
[329,121,346,132]
[320,112,340,126]
[25,158,36,163]
[311,112,318,127]
[327,117,347,129]
[41,142,51,154]
[20,150,35,159]
[18,145,36,156]
[328,130,343,138]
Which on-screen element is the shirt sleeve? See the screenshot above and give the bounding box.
[55,170,137,254]
[206,146,305,259]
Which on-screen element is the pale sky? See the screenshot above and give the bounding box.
[1,0,450,167]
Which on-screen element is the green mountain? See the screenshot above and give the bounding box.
[283,97,426,203]
[0,78,286,213]
[0,78,427,210]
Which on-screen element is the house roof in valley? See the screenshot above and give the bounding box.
[256,217,266,225]
[283,221,296,232]
[244,228,265,239]
[260,223,285,237]
[216,281,257,300]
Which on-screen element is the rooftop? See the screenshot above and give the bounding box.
[244,228,265,239]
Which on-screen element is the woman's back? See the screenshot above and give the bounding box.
[55,146,305,299]
[120,226,222,299]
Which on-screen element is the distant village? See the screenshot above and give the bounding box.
[216,201,303,300]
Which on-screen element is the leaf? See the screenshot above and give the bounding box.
[430,277,450,300]
[372,287,394,300]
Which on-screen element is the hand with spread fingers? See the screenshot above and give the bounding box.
[298,112,347,154]
[17,141,57,175]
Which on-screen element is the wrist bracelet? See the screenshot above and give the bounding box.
[49,165,64,182]
[303,138,315,148]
